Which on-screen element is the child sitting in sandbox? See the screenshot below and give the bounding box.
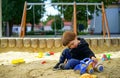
[53,31,103,74]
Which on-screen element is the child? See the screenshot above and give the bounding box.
[53,31,98,70]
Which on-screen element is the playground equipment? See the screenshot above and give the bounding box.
[20,1,110,38]
[74,58,104,75]
[86,4,97,34]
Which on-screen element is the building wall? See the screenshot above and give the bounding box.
[12,25,31,33]
[90,6,120,34]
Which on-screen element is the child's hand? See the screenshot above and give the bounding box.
[91,56,98,63]
[91,56,98,67]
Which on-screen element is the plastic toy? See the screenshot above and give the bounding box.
[80,73,97,78]
[37,52,43,58]
[11,58,25,64]
[101,54,107,61]
[94,62,104,72]
[92,75,97,78]
[49,52,54,55]
[74,58,94,75]
[106,54,111,60]
[101,54,111,61]
[79,73,93,78]
[41,61,46,64]
[45,52,50,56]
[74,58,104,75]
[87,61,94,74]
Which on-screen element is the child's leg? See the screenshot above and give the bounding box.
[64,58,80,69]
[59,48,71,63]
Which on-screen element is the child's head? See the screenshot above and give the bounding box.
[62,31,78,48]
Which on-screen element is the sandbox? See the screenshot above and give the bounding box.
[0,38,120,78]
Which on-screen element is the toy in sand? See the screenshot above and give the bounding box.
[11,58,25,64]
[37,52,43,58]
[80,73,97,78]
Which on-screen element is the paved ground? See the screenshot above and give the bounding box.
[25,34,120,38]
[1,34,120,38]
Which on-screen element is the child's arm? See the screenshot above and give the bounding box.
[81,38,97,62]
[53,53,66,69]
[53,48,71,70]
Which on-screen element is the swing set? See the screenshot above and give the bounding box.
[20,1,110,38]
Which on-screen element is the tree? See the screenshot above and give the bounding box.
[2,0,45,36]
[51,15,64,31]
[42,15,64,31]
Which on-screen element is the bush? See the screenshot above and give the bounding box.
[26,31,35,35]
[78,32,88,35]
[26,31,64,35]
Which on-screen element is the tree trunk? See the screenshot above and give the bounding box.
[31,24,34,31]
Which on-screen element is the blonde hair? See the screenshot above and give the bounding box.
[62,31,76,46]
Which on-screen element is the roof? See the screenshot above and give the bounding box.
[64,21,72,26]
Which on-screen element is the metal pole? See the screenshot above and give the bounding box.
[102,10,106,37]
[54,16,56,37]
[0,0,2,37]
[33,5,35,31]
[73,1,77,35]
[102,2,110,38]
[102,2,106,37]
[27,3,102,6]
[20,1,27,37]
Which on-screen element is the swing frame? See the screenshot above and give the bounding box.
[20,1,110,38]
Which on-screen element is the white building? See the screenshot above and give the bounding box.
[12,25,31,34]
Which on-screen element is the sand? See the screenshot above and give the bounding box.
[0,51,120,78]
